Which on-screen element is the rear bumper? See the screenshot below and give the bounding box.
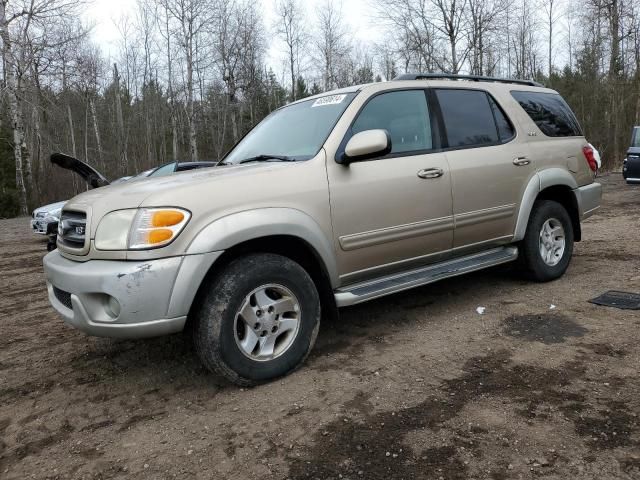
[574,182,602,220]
[43,249,221,338]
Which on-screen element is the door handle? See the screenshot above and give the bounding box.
[417,168,444,179]
[513,157,531,166]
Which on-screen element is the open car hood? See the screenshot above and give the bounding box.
[50,153,110,189]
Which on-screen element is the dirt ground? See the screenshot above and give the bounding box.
[1,174,639,480]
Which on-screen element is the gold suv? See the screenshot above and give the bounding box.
[43,74,602,385]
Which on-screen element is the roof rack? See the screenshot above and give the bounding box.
[393,73,544,88]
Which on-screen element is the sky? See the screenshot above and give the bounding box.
[85,0,378,75]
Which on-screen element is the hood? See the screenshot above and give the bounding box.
[34,200,66,215]
[51,153,110,188]
[63,161,301,233]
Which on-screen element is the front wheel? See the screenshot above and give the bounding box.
[193,253,320,386]
[519,200,574,282]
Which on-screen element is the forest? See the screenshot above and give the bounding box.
[0,0,638,217]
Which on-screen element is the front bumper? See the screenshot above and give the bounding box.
[31,218,55,235]
[43,249,221,338]
[575,182,602,220]
[623,156,640,181]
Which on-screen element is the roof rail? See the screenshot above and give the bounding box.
[393,73,544,88]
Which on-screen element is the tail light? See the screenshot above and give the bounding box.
[582,145,597,172]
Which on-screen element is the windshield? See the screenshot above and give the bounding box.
[148,162,178,177]
[631,127,640,148]
[223,93,357,164]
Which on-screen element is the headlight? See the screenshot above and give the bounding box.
[128,208,191,249]
[95,208,190,251]
[95,210,137,250]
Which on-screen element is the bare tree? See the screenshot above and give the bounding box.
[373,0,439,73]
[466,0,507,75]
[157,0,179,161]
[162,0,211,161]
[275,0,307,100]
[430,0,470,73]
[315,0,350,90]
[112,63,129,175]
[541,0,562,76]
[510,0,540,78]
[0,0,84,215]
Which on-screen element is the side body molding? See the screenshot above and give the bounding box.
[186,208,339,287]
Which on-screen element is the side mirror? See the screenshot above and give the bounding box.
[341,129,391,163]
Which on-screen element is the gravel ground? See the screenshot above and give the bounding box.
[1,174,639,480]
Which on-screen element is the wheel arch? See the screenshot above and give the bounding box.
[185,209,339,326]
[514,171,581,242]
[186,208,338,284]
[187,234,339,328]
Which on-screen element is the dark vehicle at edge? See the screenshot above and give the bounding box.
[623,126,640,184]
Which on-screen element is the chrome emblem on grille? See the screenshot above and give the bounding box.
[75,226,85,235]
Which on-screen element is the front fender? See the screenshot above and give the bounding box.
[185,208,339,287]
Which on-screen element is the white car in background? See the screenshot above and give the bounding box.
[31,200,66,235]
[31,154,217,239]
[589,143,601,171]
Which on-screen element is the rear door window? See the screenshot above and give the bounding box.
[511,91,582,137]
[350,90,433,155]
[435,89,502,148]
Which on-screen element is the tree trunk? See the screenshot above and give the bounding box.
[0,3,28,215]
[186,40,198,161]
[67,103,79,194]
[164,3,178,162]
[290,45,296,101]
[113,63,128,176]
[89,97,104,173]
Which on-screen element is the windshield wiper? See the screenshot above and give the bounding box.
[239,154,298,164]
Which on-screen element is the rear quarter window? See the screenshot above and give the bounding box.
[511,91,582,137]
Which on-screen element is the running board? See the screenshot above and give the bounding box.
[334,247,518,307]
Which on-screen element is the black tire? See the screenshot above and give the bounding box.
[193,253,320,386]
[519,200,574,282]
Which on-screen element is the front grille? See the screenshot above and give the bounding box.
[53,286,73,310]
[59,211,87,249]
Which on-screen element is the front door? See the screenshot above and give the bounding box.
[327,89,453,284]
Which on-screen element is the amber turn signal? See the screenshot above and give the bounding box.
[147,229,173,244]
[152,210,185,227]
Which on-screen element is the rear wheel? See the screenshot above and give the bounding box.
[519,200,574,282]
[193,253,320,386]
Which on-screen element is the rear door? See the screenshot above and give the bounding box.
[327,89,453,283]
[433,88,534,249]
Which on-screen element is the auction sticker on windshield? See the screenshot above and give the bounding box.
[312,94,347,107]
